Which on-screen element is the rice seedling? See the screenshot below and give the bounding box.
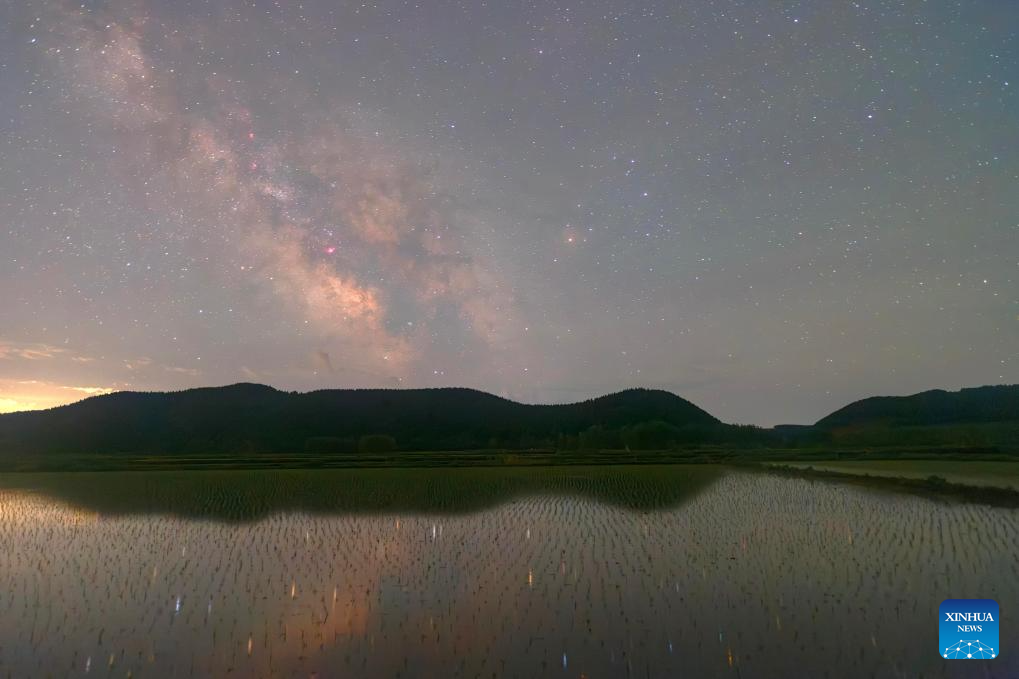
[0,469,1014,676]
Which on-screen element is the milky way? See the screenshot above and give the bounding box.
[1,0,1016,424]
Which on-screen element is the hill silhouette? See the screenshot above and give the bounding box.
[0,383,736,456]
[815,385,1019,429]
[3,383,1016,461]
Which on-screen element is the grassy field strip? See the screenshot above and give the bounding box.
[772,460,1019,490]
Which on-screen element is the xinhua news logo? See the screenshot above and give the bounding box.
[940,599,999,660]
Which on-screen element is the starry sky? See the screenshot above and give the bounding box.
[0,0,1016,425]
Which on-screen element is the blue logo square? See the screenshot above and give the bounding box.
[940,599,999,659]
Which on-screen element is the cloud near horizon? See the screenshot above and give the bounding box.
[0,379,115,414]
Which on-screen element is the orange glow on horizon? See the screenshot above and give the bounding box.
[0,381,114,414]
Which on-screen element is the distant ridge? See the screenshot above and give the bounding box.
[3,382,1017,459]
[0,383,724,455]
[815,385,1019,429]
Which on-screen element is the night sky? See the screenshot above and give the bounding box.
[1,0,1016,425]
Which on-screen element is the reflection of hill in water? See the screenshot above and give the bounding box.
[0,465,722,521]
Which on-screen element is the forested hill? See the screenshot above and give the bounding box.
[0,383,737,455]
[815,385,1019,429]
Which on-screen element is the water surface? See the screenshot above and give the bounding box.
[0,466,1014,677]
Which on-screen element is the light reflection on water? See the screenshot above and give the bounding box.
[0,467,1015,678]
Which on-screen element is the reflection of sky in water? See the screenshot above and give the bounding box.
[0,472,1016,677]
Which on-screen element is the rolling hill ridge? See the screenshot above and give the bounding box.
[0,383,1016,458]
[0,383,727,455]
[815,385,1019,429]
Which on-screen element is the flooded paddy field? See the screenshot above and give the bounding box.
[0,466,1015,678]
[774,460,1019,490]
